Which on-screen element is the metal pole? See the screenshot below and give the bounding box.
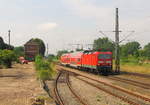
[8,30,11,49]
[47,43,49,56]
[115,8,120,73]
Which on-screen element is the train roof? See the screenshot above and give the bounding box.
[69,52,83,58]
[83,51,112,54]
[61,51,112,57]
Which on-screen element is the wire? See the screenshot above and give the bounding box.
[99,30,108,37]
[119,31,135,43]
[99,30,115,44]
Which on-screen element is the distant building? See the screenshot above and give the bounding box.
[24,41,39,61]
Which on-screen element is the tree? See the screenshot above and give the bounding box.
[47,54,55,62]
[14,46,24,57]
[0,37,5,49]
[0,37,14,50]
[120,41,141,57]
[0,50,16,68]
[57,50,68,58]
[28,38,46,56]
[93,37,115,52]
[142,43,150,59]
[76,48,83,51]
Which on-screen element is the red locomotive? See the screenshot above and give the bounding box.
[60,51,112,75]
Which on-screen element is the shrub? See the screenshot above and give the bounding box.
[0,50,16,68]
[35,55,56,81]
[35,55,43,70]
[38,70,51,81]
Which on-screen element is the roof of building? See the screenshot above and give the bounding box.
[24,41,39,46]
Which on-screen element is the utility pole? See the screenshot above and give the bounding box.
[99,8,134,74]
[114,8,121,73]
[8,30,11,49]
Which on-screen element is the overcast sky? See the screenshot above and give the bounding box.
[0,0,150,54]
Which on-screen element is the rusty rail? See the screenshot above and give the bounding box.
[108,76,150,89]
[77,77,140,105]
[66,72,89,105]
[78,74,150,102]
[54,72,65,105]
[58,68,150,104]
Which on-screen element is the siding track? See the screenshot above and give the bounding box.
[59,68,150,105]
[54,71,89,105]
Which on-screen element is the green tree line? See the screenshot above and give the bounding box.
[57,37,150,64]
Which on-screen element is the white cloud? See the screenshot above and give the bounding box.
[63,0,113,20]
[1,0,150,54]
[37,22,58,31]
[62,0,150,47]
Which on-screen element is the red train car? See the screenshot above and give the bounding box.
[60,53,71,66]
[69,52,83,68]
[60,51,112,75]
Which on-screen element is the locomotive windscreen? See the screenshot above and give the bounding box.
[98,54,111,59]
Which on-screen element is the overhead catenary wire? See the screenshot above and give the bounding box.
[99,30,115,44]
[119,31,135,43]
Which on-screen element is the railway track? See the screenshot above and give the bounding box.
[108,76,150,89]
[76,77,141,105]
[121,72,150,79]
[60,68,150,105]
[58,65,150,90]
[76,76,150,105]
[54,72,65,105]
[54,71,89,105]
[66,72,89,105]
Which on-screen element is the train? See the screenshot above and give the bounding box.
[60,50,113,75]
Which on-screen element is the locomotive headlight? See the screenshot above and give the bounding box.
[98,61,104,63]
[106,61,111,63]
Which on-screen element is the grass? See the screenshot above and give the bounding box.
[113,57,150,74]
[120,63,150,74]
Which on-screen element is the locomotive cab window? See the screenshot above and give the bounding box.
[98,54,111,59]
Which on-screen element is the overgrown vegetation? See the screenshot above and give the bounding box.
[120,64,150,74]
[0,50,16,68]
[35,55,56,81]
[34,55,56,97]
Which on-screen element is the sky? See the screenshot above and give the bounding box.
[0,0,150,54]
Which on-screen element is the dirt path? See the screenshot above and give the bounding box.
[0,63,44,105]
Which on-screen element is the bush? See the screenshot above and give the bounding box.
[35,55,44,70]
[0,50,16,68]
[38,70,52,81]
[35,55,56,81]
[121,56,140,65]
